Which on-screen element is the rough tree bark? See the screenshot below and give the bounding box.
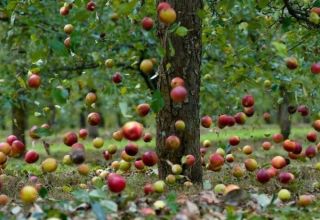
[12,93,27,144]
[156,0,203,184]
[278,85,291,139]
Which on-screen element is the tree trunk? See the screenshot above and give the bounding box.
[156,0,203,184]
[278,85,291,139]
[12,100,27,144]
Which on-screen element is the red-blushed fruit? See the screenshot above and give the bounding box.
[227,116,236,127]
[71,150,85,164]
[159,8,177,25]
[64,37,71,48]
[136,103,150,117]
[28,74,41,88]
[242,95,254,107]
[107,173,126,193]
[311,62,320,74]
[209,153,224,168]
[243,106,255,117]
[170,86,187,102]
[262,141,272,151]
[125,142,139,156]
[87,112,101,126]
[6,135,17,145]
[112,72,122,84]
[234,112,246,125]
[256,169,270,184]
[305,146,317,158]
[140,59,153,74]
[79,129,88,139]
[142,151,158,167]
[225,154,234,163]
[165,135,181,150]
[311,7,320,15]
[244,158,258,171]
[60,6,69,16]
[29,125,40,139]
[63,132,78,146]
[266,167,278,178]
[217,114,229,128]
[134,159,145,170]
[141,17,154,30]
[200,147,207,156]
[201,115,212,128]
[313,120,320,131]
[86,1,96,11]
[112,130,123,141]
[122,121,144,141]
[293,142,303,154]
[307,131,317,142]
[72,143,85,151]
[229,136,240,146]
[20,185,38,203]
[285,57,298,70]
[271,156,287,169]
[0,152,7,165]
[231,165,245,178]
[85,92,97,105]
[202,139,211,148]
[278,172,294,184]
[182,154,195,166]
[272,133,284,143]
[24,150,39,164]
[283,139,296,152]
[64,24,74,35]
[41,158,58,173]
[297,105,309,116]
[157,2,171,12]
[175,120,185,131]
[0,194,9,206]
[0,143,10,155]
[263,112,271,123]
[242,145,253,155]
[120,150,135,162]
[144,183,154,195]
[78,164,90,176]
[171,77,185,88]
[297,195,314,207]
[143,132,152,142]
[11,140,25,157]
[103,150,112,160]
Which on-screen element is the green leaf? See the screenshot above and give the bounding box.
[71,189,90,203]
[151,90,164,113]
[175,26,188,37]
[52,87,69,104]
[271,41,287,57]
[165,192,179,214]
[100,200,118,213]
[92,202,106,220]
[39,187,48,198]
[89,189,106,200]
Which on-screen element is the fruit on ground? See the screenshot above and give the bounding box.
[225,154,234,163]
[63,132,78,146]
[285,57,298,69]
[71,150,85,164]
[28,74,41,88]
[87,112,101,126]
[313,119,320,131]
[136,103,150,117]
[78,164,90,176]
[262,141,272,150]
[107,173,126,193]
[105,59,114,68]
[297,195,314,207]
[41,158,58,172]
[120,150,135,162]
[92,137,104,149]
[6,135,17,145]
[107,144,117,154]
[232,165,245,178]
[11,140,25,157]
[214,184,226,195]
[171,164,182,175]
[86,1,96,11]
[182,154,195,166]
[165,135,181,150]
[125,142,139,156]
[166,174,176,184]
[64,24,74,34]
[283,139,296,152]
[85,92,97,105]
[311,62,320,74]
[112,130,123,141]
[242,145,253,155]
[0,194,9,206]
[140,59,153,74]
[142,151,158,166]
[278,172,294,184]
[272,133,284,143]
[271,156,287,169]
[234,112,246,125]
[307,131,317,142]
[122,121,144,141]
[159,8,177,25]
[134,159,145,170]
[244,106,255,117]
[244,158,258,171]
[72,143,85,151]
[305,146,317,158]
[209,153,224,168]
[153,180,165,193]
[201,115,212,128]
[171,77,185,88]
[229,135,240,146]
[256,169,270,183]
[170,86,187,102]
[263,112,271,123]
[112,72,122,84]
[141,17,154,30]
[63,155,72,165]
[24,150,39,164]
[143,132,152,142]
[20,186,38,203]
[103,151,112,160]
[278,189,291,202]
[79,129,88,139]
[0,142,11,155]
[144,183,155,195]
[242,95,254,107]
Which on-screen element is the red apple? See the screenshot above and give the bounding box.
[311,62,320,74]
[143,132,152,142]
[24,150,39,164]
[124,142,139,156]
[263,112,271,123]
[272,133,284,143]
[28,74,41,88]
[201,115,212,128]
[313,120,320,132]
[242,95,254,107]
[87,112,101,126]
[283,139,296,152]
[86,1,96,11]
[157,2,171,12]
[134,159,145,170]
[171,77,185,88]
[142,151,158,166]
[11,140,25,157]
[141,17,154,30]
[311,7,320,15]
[170,86,187,102]
[256,169,270,183]
[278,172,294,184]
[229,136,240,146]
[165,135,181,150]
[63,132,78,146]
[79,129,88,139]
[183,154,195,166]
[60,6,69,16]
[285,57,298,70]
[209,153,224,168]
[234,112,246,125]
[112,72,122,84]
[6,135,17,145]
[307,131,317,142]
[107,173,126,193]
[244,106,255,117]
[293,142,302,154]
[271,156,287,169]
[103,150,112,160]
[305,146,317,158]
[144,183,154,195]
[262,141,272,151]
[122,121,144,141]
[297,105,309,116]
[71,143,85,151]
[136,103,150,117]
